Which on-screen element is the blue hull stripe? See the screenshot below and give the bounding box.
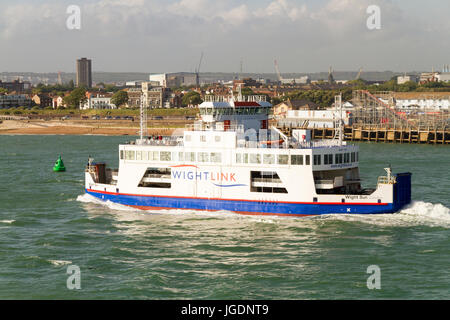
[85,189,397,216]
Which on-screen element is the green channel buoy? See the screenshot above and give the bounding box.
[53,155,66,172]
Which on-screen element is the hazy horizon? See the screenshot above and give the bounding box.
[1,0,449,74]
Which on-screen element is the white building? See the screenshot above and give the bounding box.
[149,74,167,87]
[397,75,418,84]
[436,73,450,83]
[280,76,310,85]
[149,73,198,88]
[280,109,353,128]
[81,94,116,110]
[379,93,450,111]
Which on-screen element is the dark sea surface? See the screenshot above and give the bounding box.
[0,135,449,299]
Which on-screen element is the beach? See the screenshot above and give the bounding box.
[0,119,180,135]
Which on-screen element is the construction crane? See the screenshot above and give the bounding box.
[355,67,363,80]
[328,66,335,84]
[274,59,283,82]
[57,71,63,85]
[195,52,203,86]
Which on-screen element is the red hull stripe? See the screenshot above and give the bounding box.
[169,165,199,169]
[86,189,389,206]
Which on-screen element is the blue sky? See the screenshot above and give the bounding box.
[0,0,449,73]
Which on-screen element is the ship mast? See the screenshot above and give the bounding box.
[139,92,148,144]
[334,94,343,146]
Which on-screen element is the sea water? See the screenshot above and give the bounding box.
[0,135,449,299]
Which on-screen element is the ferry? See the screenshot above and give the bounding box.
[84,93,412,217]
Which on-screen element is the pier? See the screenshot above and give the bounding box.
[280,125,450,144]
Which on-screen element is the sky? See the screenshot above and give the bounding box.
[0,0,449,74]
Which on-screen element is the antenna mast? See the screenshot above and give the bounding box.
[334,94,343,145]
[139,92,148,144]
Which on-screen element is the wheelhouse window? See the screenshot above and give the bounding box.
[291,154,303,165]
[313,155,321,165]
[277,154,289,165]
[324,154,333,165]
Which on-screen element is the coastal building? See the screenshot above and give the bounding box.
[397,75,418,85]
[0,80,31,92]
[149,73,197,88]
[436,73,450,83]
[273,99,320,118]
[52,96,67,109]
[420,72,439,83]
[0,94,32,109]
[125,81,143,88]
[279,76,310,85]
[279,109,353,128]
[76,58,92,88]
[81,93,116,110]
[125,88,142,108]
[381,92,450,111]
[32,94,52,108]
[141,82,181,108]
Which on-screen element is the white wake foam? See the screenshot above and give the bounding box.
[76,193,141,212]
[49,260,72,267]
[76,193,449,227]
[397,201,450,227]
[0,220,15,224]
[325,201,450,228]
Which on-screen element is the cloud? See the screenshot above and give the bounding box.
[0,0,449,72]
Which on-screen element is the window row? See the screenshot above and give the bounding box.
[319,152,359,165]
[236,153,310,166]
[121,150,222,163]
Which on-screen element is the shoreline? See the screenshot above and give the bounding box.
[0,120,180,136]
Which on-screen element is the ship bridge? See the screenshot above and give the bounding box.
[199,94,272,133]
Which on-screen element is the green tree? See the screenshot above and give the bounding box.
[111,90,128,108]
[105,84,119,92]
[182,91,203,107]
[240,87,254,95]
[63,87,87,108]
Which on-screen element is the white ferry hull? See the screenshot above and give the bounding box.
[85,172,411,216]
